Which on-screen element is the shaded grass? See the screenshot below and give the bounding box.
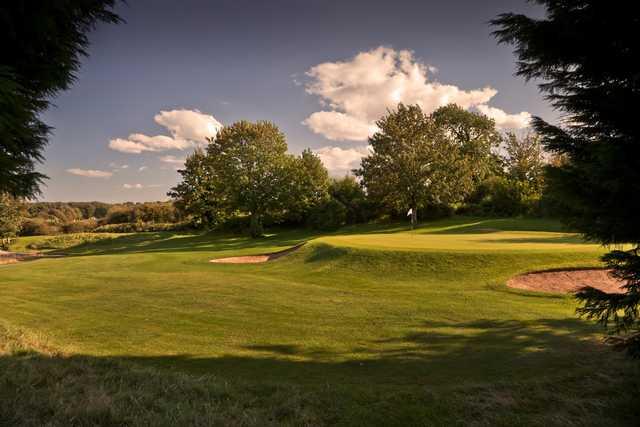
[1,323,638,426]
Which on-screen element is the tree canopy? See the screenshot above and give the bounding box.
[357,103,500,227]
[170,121,330,237]
[0,1,121,197]
[493,0,640,355]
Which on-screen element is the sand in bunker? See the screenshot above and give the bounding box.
[0,250,64,265]
[0,251,39,265]
[508,269,625,294]
[209,242,306,264]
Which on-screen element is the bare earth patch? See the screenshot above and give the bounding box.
[507,268,625,294]
[209,242,306,264]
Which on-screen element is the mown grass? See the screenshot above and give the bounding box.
[1,217,639,425]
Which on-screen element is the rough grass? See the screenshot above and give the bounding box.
[9,233,121,253]
[1,323,638,426]
[1,217,640,425]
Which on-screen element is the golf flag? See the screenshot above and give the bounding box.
[407,208,413,217]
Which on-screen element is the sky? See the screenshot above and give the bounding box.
[39,0,550,202]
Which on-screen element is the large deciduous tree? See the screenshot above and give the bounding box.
[287,149,330,221]
[1,1,121,197]
[171,121,328,238]
[357,103,500,228]
[503,132,545,191]
[207,121,294,237]
[431,103,502,187]
[167,149,227,228]
[493,1,640,355]
[357,104,463,228]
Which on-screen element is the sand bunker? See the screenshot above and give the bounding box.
[507,268,625,294]
[0,251,40,265]
[0,250,65,265]
[209,242,306,264]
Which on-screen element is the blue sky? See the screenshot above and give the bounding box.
[39,0,549,202]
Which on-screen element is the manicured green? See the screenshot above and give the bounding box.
[1,217,638,425]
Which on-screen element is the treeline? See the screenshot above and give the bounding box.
[19,201,184,236]
[170,103,557,237]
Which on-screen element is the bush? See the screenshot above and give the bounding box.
[329,176,374,225]
[19,219,61,236]
[26,234,114,250]
[62,219,98,234]
[93,221,191,233]
[218,216,251,234]
[463,176,541,217]
[104,206,133,224]
[307,199,347,231]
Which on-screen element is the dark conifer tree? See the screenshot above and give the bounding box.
[1,1,121,197]
[492,1,640,355]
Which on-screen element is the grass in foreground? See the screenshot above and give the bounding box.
[1,217,639,424]
[1,323,638,426]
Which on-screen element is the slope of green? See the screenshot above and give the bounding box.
[1,217,638,425]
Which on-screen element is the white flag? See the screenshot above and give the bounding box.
[407,208,413,217]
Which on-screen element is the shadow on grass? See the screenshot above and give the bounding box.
[2,317,638,426]
[117,318,618,387]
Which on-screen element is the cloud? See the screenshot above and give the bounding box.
[66,168,113,178]
[475,105,532,129]
[109,109,222,154]
[313,145,370,176]
[303,47,530,141]
[154,109,222,144]
[109,162,128,169]
[304,112,378,142]
[159,155,186,169]
[123,183,163,189]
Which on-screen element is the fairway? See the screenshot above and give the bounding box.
[1,218,637,424]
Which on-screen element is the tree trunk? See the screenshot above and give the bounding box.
[411,205,417,229]
[249,213,264,238]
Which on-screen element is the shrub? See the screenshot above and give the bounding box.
[104,206,133,224]
[307,199,347,231]
[464,176,541,217]
[93,221,191,233]
[329,176,374,224]
[62,219,98,234]
[26,234,114,250]
[218,216,251,234]
[19,219,61,236]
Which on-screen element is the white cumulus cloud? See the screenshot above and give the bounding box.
[109,109,222,154]
[476,105,532,129]
[313,145,371,176]
[154,109,222,144]
[303,47,530,141]
[303,112,378,142]
[66,168,113,178]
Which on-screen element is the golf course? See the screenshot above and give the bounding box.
[1,217,638,425]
